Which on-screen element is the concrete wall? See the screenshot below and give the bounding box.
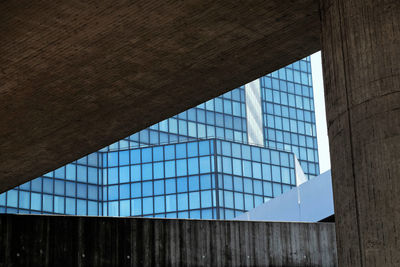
[0,214,337,266]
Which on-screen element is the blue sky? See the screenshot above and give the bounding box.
[310,52,331,173]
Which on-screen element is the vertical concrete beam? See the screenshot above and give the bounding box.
[320,0,400,266]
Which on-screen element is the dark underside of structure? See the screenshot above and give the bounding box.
[0,0,320,192]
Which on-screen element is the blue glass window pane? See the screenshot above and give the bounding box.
[189,192,200,209]
[88,153,98,166]
[19,191,30,209]
[166,195,176,212]
[232,159,242,176]
[253,180,262,195]
[108,201,118,216]
[43,194,53,212]
[243,178,253,194]
[131,183,141,198]
[178,211,189,219]
[251,147,260,162]
[66,197,75,215]
[43,178,53,194]
[271,151,280,165]
[165,145,175,160]
[178,193,188,211]
[66,165,76,180]
[54,167,65,179]
[242,145,251,160]
[252,162,262,179]
[222,141,231,156]
[165,161,176,178]
[245,194,254,210]
[282,168,290,184]
[155,196,165,213]
[263,182,273,196]
[119,151,129,166]
[199,141,210,156]
[188,122,197,137]
[107,167,117,184]
[234,177,243,192]
[119,166,130,183]
[153,162,164,179]
[142,163,153,180]
[232,143,241,158]
[142,182,153,197]
[108,185,118,201]
[0,193,5,206]
[188,176,199,191]
[132,199,142,216]
[242,160,252,177]
[119,184,130,199]
[234,192,244,210]
[154,180,164,195]
[199,156,210,173]
[187,142,198,157]
[142,148,152,163]
[200,174,211,190]
[131,150,141,164]
[77,183,87,198]
[88,167,98,184]
[166,179,176,194]
[177,159,187,176]
[143,197,153,215]
[130,165,141,182]
[54,196,65,214]
[280,152,289,167]
[66,182,76,197]
[177,177,188,193]
[201,191,212,208]
[153,146,164,162]
[223,175,233,190]
[272,166,281,182]
[222,157,232,174]
[102,153,108,167]
[108,152,118,167]
[176,143,186,159]
[224,191,234,209]
[178,120,187,136]
[31,193,42,211]
[188,158,199,175]
[202,209,213,219]
[119,200,130,216]
[88,185,98,200]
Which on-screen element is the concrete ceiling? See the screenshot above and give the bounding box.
[0,0,320,192]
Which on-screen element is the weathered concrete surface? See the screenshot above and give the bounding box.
[0,214,337,266]
[320,0,400,266]
[0,1,320,192]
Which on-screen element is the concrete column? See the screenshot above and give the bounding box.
[320,0,400,266]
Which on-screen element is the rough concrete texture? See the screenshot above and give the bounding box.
[0,214,337,266]
[0,0,320,192]
[320,0,400,266]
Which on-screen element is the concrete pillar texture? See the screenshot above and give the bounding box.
[320,0,400,266]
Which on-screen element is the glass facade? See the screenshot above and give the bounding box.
[261,57,319,178]
[0,57,318,219]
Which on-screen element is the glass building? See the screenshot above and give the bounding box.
[0,57,319,219]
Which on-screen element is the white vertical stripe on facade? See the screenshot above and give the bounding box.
[295,155,308,187]
[245,79,264,146]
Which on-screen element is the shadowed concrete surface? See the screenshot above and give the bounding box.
[0,214,337,266]
[320,0,400,266]
[0,0,320,192]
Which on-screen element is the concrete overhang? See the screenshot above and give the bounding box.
[0,0,320,192]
